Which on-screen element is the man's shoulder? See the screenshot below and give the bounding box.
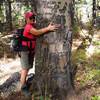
[25,24,32,28]
[24,24,33,30]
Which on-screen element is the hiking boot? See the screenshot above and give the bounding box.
[26,74,34,89]
[21,84,32,97]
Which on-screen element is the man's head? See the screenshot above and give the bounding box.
[24,11,36,24]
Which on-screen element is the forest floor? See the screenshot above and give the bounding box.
[71,30,100,100]
[0,30,100,100]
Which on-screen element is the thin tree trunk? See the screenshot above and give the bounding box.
[5,0,12,31]
[92,0,96,25]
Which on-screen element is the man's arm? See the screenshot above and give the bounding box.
[30,23,60,36]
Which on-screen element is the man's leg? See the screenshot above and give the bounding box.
[20,51,34,97]
[20,68,32,97]
[20,68,29,87]
[20,51,29,87]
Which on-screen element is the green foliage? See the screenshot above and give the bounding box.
[22,6,32,12]
[73,47,100,87]
[72,21,81,38]
[72,49,87,63]
[39,96,50,100]
[85,69,100,82]
[92,52,100,67]
[75,0,87,4]
[12,5,32,28]
[93,41,100,46]
[91,96,100,100]
[32,93,51,100]
[0,5,5,23]
[86,21,94,35]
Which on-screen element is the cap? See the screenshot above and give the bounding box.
[24,11,36,19]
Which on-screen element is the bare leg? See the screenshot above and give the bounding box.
[20,68,32,97]
[20,68,29,87]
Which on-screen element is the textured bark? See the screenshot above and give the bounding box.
[34,0,74,99]
[5,0,12,31]
[92,0,96,25]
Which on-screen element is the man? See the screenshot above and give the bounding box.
[20,11,59,96]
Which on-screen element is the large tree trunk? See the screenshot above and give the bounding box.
[34,0,75,99]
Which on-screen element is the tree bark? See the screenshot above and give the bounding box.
[92,0,96,25]
[5,0,12,31]
[34,0,74,99]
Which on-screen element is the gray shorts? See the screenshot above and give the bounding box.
[20,51,35,70]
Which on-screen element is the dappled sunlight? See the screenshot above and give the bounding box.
[80,29,89,37]
[86,31,100,58]
[0,57,35,85]
[86,44,95,58]
[72,39,82,51]
[0,58,21,85]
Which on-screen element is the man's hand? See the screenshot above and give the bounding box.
[30,22,61,36]
[47,23,61,31]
